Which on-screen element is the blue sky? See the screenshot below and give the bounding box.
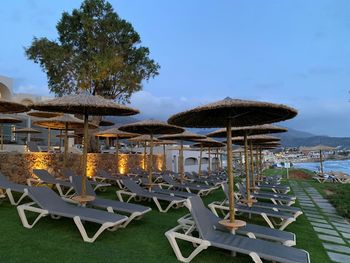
[1,0,350,136]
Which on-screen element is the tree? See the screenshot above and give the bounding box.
[26,0,160,103]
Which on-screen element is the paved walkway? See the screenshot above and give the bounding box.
[290,181,350,263]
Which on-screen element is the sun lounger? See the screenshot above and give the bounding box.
[17,186,128,243]
[69,175,151,227]
[237,183,296,206]
[331,172,350,184]
[165,196,310,263]
[162,174,217,196]
[93,170,125,188]
[116,179,187,213]
[0,174,28,205]
[30,169,75,197]
[177,196,296,246]
[255,183,290,194]
[61,169,111,191]
[312,173,335,183]
[218,183,302,217]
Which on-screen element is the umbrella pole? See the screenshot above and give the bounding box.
[320,149,324,175]
[116,137,119,167]
[259,148,263,178]
[63,123,68,168]
[244,133,251,201]
[149,134,154,186]
[81,113,89,197]
[162,144,166,172]
[249,141,255,189]
[47,127,51,151]
[216,148,219,171]
[239,151,243,177]
[0,124,3,150]
[143,142,147,170]
[198,144,203,176]
[208,147,211,175]
[226,119,235,223]
[59,130,62,149]
[255,146,259,184]
[180,140,184,181]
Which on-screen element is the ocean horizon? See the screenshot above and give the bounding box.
[293,159,350,175]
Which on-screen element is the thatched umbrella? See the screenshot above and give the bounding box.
[233,135,280,201]
[192,138,225,176]
[154,139,176,172]
[31,93,139,200]
[0,116,22,150]
[33,115,97,167]
[99,119,114,127]
[119,120,184,186]
[168,97,297,229]
[302,145,336,175]
[95,127,139,160]
[0,99,28,114]
[27,111,62,150]
[159,132,206,181]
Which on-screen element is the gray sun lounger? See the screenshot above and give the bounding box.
[222,182,301,216]
[255,183,290,194]
[165,196,310,263]
[30,169,74,197]
[237,183,296,206]
[62,169,111,191]
[70,175,151,227]
[162,174,216,196]
[177,196,296,246]
[17,186,128,243]
[0,174,28,205]
[116,179,187,213]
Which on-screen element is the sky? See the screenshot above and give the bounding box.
[1,0,350,137]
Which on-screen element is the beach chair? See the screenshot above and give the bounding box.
[93,170,125,189]
[116,179,187,213]
[70,175,151,228]
[0,174,28,205]
[177,196,296,246]
[17,186,128,243]
[237,183,296,206]
[312,173,335,183]
[162,174,217,196]
[331,172,350,184]
[165,196,310,263]
[255,183,290,194]
[30,169,75,197]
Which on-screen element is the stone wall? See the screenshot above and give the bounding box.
[0,153,163,183]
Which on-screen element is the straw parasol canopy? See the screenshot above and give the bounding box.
[167,97,297,229]
[302,145,336,175]
[0,116,22,150]
[207,124,287,138]
[192,138,225,175]
[95,127,139,157]
[27,110,62,118]
[120,120,185,185]
[159,131,206,181]
[232,135,280,144]
[0,99,28,114]
[31,93,139,199]
[99,120,114,127]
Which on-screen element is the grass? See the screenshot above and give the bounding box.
[0,173,332,262]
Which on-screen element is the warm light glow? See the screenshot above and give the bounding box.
[118,154,128,174]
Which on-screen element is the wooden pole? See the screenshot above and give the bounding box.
[116,137,119,167]
[226,119,235,223]
[244,132,250,201]
[180,140,184,181]
[250,140,255,189]
[320,149,324,175]
[0,125,3,150]
[162,143,166,172]
[198,144,203,176]
[63,123,68,168]
[208,147,211,174]
[148,134,154,185]
[47,127,51,151]
[81,113,89,196]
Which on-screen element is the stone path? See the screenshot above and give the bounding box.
[290,181,350,263]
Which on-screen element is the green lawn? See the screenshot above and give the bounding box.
[0,173,332,262]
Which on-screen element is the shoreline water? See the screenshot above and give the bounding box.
[293,159,350,175]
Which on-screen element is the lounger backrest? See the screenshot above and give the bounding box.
[188,196,216,239]
[237,182,247,195]
[70,175,96,197]
[162,174,176,185]
[62,169,76,178]
[28,186,72,211]
[222,182,229,199]
[33,169,55,182]
[0,174,11,188]
[122,179,145,194]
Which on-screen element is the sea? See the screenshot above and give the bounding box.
[293,159,350,175]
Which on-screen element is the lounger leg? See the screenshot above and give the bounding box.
[261,213,275,229]
[17,205,49,229]
[106,207,143,228]
[278,218,295,231]
[5,189,28,205]
[249,252,263,263]
[165,227,210,263]
[73,216,117,243]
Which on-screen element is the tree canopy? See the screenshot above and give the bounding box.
[26,0,160,103]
